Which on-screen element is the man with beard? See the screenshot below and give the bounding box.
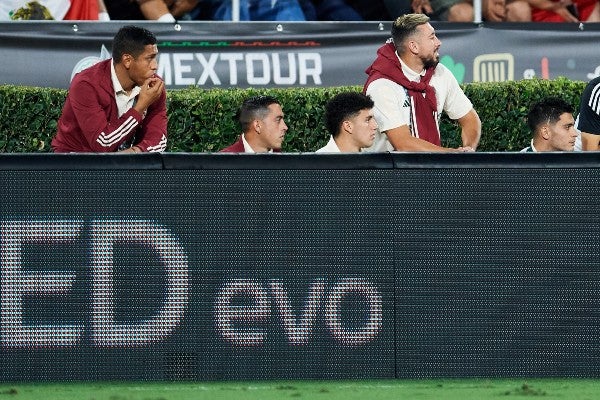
[363,13,481,152]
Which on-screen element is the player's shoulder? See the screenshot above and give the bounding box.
[366,78,405,97]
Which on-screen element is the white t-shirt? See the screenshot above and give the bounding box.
[520,140,538,152]
[364,55,473,152]
[574,115,582,151]
[315,136,341,153]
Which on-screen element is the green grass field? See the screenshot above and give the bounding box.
[2,379,600,400]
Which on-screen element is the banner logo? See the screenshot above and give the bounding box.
[70,45,111,82]
[473,53,514,82]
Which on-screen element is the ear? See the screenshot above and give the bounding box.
[407,40,418,54]
[541,125,551,140]
[342,120,352,134]
[253,119,261,134]
[122,54,133,69]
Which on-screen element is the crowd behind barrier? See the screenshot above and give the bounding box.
[5,0,593,24]
[0,0,497,22]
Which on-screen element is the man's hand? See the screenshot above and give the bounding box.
[135,77,164,114]
[456,146,476,152]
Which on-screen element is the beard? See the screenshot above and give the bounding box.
[422,53,440,69]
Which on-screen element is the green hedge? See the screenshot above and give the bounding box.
[0,77,586,153]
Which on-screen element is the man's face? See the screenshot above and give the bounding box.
[348,108,378,150]
[127,44,159,86]
[258,103,288,150]
[415,23,441,69]
[547,112,577,151]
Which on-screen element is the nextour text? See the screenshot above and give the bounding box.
[0,220,382,348]
[157,52,323,86]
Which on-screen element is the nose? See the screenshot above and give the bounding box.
[571,127,579,137]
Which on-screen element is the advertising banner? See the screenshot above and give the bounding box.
[1,21,600,89]
[2,153,600,380]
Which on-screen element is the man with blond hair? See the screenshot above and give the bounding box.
[363,13,481,152]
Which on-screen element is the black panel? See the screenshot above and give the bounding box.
[394,166,600,377]
[1,153,600,380]
[0,160,394,380]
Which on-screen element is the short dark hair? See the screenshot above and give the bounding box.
[112,25,157,62]
[237,95,280,132]
[391,13,430,49]
[325,92,374,138]
[527,97,574,134]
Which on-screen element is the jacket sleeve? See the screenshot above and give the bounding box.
[134,87,168,153]
[68,78,143,152]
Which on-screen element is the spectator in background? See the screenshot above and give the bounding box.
[303,0,389,20]
[52,25,167,153]
[576,76,600,150]
[302,0,364,20]
[192,0,400,21]
[363,13,480,152]
[411,0,535,21]
[505,0,532,20]
[412,0,507,21]
[530,0,600,22]
[193,0,307,21]
[521,97,576,152]
[220,96,288,153]
[105,0,198,21]
[316,92,378,152]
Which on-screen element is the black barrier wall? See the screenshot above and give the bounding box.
[1,152,600,380]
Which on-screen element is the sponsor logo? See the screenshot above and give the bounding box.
[158,52,323,87]
[473,53,514,82]
[70,45,111,82]
[0,219,381,348]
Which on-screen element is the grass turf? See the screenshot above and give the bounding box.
[2,379,600,399]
